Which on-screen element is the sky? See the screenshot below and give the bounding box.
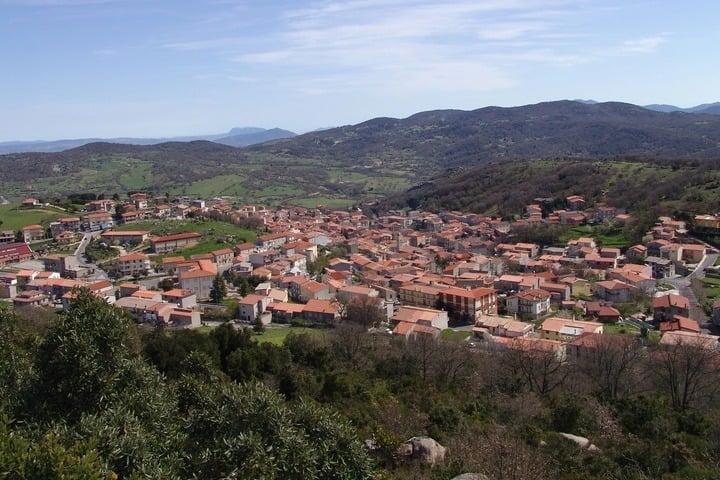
[1,0,718,141]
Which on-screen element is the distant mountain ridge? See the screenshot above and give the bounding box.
[4,100,720,205]
[0,127,296,154]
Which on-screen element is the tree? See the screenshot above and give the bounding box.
[574,335,644,400]
[30,289,141,422]
[505,340,569,395]
[651,340,720,411]
[342,295,385,328]
[177,355,374,479]
[209,274,227,304]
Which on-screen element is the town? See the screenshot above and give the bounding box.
[2,191,720,361]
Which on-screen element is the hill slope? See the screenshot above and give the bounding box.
[381,157,720,221]
[3,100,720,205]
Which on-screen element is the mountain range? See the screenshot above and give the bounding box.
[0,127,296,155]
[3,100,720,208]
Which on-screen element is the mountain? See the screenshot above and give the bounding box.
[4,100,720,206]
[0,127,296,155]
[215,128,296,148]
[643,102,720,114]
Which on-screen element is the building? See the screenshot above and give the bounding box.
[151,232,202,253]
[117,253,151,276]
[0,243,33,265]
[100,230,149,245]
[83,211,114,231]
[178,262,217,300]
[21,224,45,243]
[437,286,498,321]
[506,288,551,319]
[237,294,272,324]
[539,317,604,342]
[392,305,448,332]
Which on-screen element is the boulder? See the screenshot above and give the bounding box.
[558,432,600,452]
[397,436,447,466]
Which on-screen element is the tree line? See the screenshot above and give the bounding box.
[2,290,720,479]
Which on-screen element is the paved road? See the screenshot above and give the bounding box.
[662,252,718,326]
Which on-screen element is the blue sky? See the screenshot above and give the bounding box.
[1,0,717,141]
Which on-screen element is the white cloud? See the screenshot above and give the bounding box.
[621,35,668,54]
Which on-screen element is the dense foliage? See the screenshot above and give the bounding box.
[382,157,720,221]
[3,291,720,479]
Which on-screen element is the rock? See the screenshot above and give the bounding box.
[451,474,490,480]
[558,432,601,453]
[397,436,447,466]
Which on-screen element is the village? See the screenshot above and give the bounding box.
[2,192,720,362]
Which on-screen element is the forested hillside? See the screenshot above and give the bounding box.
[3,291,720,479]
[380,157,720,221]
[4,101,720,207]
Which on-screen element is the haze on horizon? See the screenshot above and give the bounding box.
[1,0,718,142]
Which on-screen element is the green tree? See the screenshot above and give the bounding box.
[209,274,227,304]
[177,354,374,480]
[30,289,141,422]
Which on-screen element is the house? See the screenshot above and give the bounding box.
[302,299,341,324]
[85,199,115,213]
[21,224,45,243]
[0,243,33,265]
[178,262,217,300]
[83,211,114,231]
[0,230,15,244]
[43,254,80,278]
[595,280,639,303]
[49,217,81,237]
[257,232,291,249]
[117,253,151,276]
[392,305,448,332]
[237,294,272,324]
[506,288,552,319]
[0,272,18,299]
[268,302,306,323]
[659,330,718,350]
[336,285,380,304]
[503,336,567,363]
[114,297,171,324]
[584,301,622,323]
[167,308,201,328]
[100,230,149,245]
[151,232,202,253]
[681,244,705,264]
[211,248,234,273]
[652,294,691,321]
[566,333,634,359]
[539,317,604,342]
[398,284,446,308]
[473,314,533,338]
[161,289,197,309]
[13,291,50,308]
[659,315,700,334]
[644,256,675,279]
[437,286,497,321]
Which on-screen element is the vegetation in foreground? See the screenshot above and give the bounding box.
[3,292,720,479]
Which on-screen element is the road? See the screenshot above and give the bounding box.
[74,231,111,281]
[661,252,718,326]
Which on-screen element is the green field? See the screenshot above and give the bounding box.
[113,218,258,259]
[441,329,472,342]
[566,225,631,248]
[184,175,248,197]
[289,197,356,209]
[0,204,65,231]
[253,326,328,345]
